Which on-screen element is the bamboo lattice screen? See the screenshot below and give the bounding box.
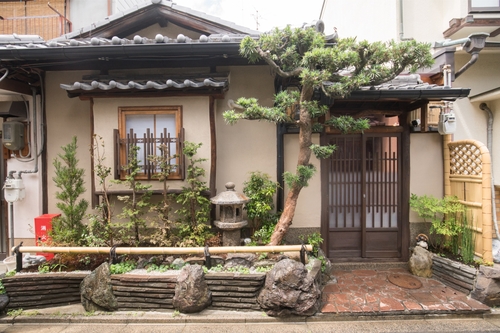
[446,139,493,262]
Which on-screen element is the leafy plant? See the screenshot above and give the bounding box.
[461,213,475,264]
[254,266,273,273]
[146,264,171,273]
[38,262,67,273]
[174,142,213,246]
[51,136,88,245]
[243,171,279,231]
[0,280,5,295]
[7,308,23,317]
[146,143,178,247]
[175,142,210,227]
[113,145,152,245]
[86,134,115,246]
[5,270,15,277]
[299,232,324,257]
[109,261,137,274]
[409,194,466,253]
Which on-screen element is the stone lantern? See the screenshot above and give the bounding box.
[210,182,249,246]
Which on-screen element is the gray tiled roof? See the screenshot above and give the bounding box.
[60,75,228,92]
[54,0,258,41]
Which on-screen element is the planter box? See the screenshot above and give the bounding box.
[432,255,477,295]
[110,272,266,311]
[2,272,89,310]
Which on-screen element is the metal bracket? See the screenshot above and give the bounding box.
[204,245,211,269]
[14,241,23,272]
[109,245,118,265]
[300,243,307,265]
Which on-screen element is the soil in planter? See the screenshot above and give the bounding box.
[22,253,110,272]
[429,246,479,269]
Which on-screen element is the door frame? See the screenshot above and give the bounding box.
[320,125,411,262]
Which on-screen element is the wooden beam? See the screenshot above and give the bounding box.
[0,78,33,95]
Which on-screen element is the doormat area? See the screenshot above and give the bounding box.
[387,273,422,289]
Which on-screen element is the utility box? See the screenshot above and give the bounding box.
[34,214,60,260]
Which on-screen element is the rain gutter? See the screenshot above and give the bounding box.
[0,43,242,62]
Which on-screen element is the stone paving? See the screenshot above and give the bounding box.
[321,267,490,315]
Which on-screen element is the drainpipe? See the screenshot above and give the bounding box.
[398,0,413,41]
[479,103,500,243]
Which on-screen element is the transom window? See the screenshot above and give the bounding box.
[469,0,500,12]
[117,106,183,180]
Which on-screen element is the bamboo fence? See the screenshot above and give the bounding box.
[12,245,313,256]
[445,139,493,262]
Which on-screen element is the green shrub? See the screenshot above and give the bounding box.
[51,136,88,245]
[409,193,466,253]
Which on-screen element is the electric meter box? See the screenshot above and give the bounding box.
[438,112,457,135]
[2,121,25,150]
[3,178,25,202]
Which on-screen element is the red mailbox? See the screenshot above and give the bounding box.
[34,214,60,260]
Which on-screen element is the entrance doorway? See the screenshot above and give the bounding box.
[324,133,402,261]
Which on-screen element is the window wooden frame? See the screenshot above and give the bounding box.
[117,105,183,180]
[469,0,500,13]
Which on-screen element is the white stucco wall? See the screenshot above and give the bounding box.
[45,71,93,216]
[409,133,445,222]
[215,65,276,198]
[69,0,110,32]
[283,134,321,228]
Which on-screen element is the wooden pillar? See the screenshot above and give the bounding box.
[443,134,452,197]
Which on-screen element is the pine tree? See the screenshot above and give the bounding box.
[224,26,434,245]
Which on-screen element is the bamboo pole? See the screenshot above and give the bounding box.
[12,245,313,255]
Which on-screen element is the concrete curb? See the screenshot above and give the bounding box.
[0,304,495,324]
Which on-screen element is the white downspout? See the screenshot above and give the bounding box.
[479,103,500,261]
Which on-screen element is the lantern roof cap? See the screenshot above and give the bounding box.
[210,182,249,205]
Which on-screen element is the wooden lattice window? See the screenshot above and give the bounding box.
[115,106,183,180]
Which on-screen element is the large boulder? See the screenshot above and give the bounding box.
[408,246,433,278]
[173,264,211,313]
[80,262,117,311]
[257,258,321,317]
[472,265,500,306]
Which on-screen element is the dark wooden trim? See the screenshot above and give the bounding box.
[320,131,329,256]
[113,129,120,180]
[90,98,96,208]
[209,96,217,223]
[41,72,48,214]
[400,113,411,261]
[444,17,500,38]
[209,96,216,198]
[0,78,33,96]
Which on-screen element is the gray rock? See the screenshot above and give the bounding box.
[171,258,185,270]
[173,264,211,313]
[408,246,433,278]
[226,253,256,262]
[473,265,500,306]
[224,257,252,268]
[80,262,117,312]
[0,294,9,313]
[257,258,321,317]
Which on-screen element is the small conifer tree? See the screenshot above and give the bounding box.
[52,136,88,245]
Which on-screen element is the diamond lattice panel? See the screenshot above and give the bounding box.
[450,143,483,176]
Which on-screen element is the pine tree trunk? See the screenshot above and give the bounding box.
[268,86,314,245]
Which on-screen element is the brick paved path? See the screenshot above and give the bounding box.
[321,268,490,315]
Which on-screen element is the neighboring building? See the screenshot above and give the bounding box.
[320,0,500,261]
[0,0,469,263]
